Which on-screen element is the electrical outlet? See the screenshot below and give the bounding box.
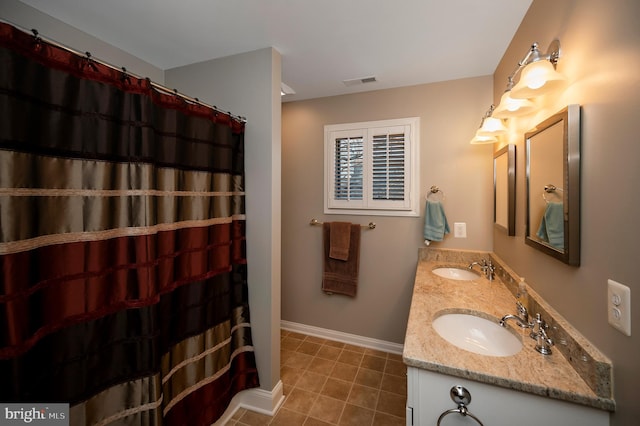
[454,222,467,238]
[607,279,631,336]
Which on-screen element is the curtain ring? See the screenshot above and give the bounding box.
[31,28,42,50]
[83,51,97,71]
[121,67,131,84]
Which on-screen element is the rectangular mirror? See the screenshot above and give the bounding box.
[494,144,515,236]
[525,105,581,265]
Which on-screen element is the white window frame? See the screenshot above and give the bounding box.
[324,117,420,217]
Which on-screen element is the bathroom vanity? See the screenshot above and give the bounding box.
[403,248,614,426]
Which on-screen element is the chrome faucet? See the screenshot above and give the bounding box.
[499,301,532,329]
[468,259,495,281]
[499,303,554,355]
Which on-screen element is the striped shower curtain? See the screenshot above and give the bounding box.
[0,22,259,425]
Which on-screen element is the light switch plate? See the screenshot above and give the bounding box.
[607,279,631,336]
[454,222,466,238]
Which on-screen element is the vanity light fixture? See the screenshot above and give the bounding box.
[472,39,568,143]
[509,39,567,99]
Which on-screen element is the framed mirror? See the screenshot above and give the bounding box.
[525,105,581,265]
[494,144,516,235]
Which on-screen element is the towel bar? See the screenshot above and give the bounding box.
[309,218,376,229]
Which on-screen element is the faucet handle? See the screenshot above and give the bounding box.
[532,313,554,355]
[531,313,545,329]
[515,300,529,321]
[535,326,554,355]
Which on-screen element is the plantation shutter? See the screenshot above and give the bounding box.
[334,136,364,201]
[372,131,405,201]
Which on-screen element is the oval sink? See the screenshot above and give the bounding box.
[432,267,480,281]
[432,313,522,357]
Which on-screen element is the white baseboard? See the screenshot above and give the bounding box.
[281,320,404,355]
[212,381,285,425]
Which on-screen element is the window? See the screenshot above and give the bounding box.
[324,117,420,216]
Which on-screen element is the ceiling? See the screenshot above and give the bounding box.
[19,0,532,102]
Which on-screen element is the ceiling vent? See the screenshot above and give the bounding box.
[342,76,377,87]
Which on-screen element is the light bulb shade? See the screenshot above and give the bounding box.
[476,116,507,136]
[492,91,536,118]
[510,60,567,99]
[470,133,498,145]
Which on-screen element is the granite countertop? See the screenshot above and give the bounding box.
[403,248,615,412]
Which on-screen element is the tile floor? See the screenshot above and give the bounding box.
[226,329,407,425]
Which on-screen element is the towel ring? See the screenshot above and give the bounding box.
[542,184,563,203]
[436,386,484,426]
[437,408,484,426]
[426,185,445,202]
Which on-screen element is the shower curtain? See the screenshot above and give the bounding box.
[0,22,259,425]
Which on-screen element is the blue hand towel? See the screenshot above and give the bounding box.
[536,202,564,249]
[423,200,450,242]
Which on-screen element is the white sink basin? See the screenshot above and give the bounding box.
[432,267,480,281]
[432,313,523,357]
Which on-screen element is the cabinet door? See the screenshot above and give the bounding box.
[406,367,608,426]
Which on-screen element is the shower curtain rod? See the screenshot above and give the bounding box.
[0,18,247,123]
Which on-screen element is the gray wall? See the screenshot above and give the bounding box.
[0,0,163,82]
[282,76,494,344]
[493,1,640,424]
[166,49,283,392]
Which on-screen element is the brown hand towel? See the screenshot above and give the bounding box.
[322,222,361,297]
[329,221,351,260]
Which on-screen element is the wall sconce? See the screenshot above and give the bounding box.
[469,105,507,144]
